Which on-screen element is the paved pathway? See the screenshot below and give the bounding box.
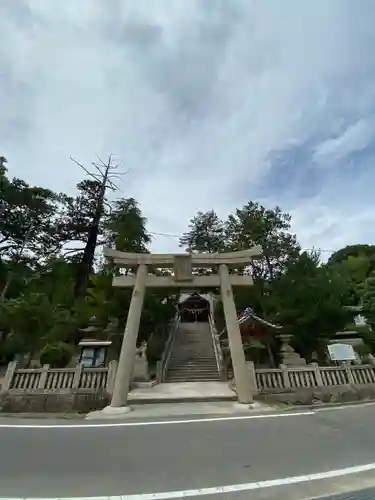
[127,381,237,402]
[1,403,375,498]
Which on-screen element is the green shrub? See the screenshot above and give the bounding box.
[39,342,74,368]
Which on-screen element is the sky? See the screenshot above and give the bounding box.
[1,0,375,257]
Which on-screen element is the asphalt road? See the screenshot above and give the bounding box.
[1,405,375,499]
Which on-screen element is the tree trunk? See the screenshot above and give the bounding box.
[0,273,11,302]
[74,169,109,299]
[266,341,275,368]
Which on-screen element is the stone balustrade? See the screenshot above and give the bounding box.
[248,362,375,392]
[1,361,118,393]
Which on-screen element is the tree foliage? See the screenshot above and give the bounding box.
[328,244,375,266]
[268,252,350,361]
[361,271,375,329]
[179,210,226,253]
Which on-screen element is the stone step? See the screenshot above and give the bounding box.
[169,352,216,362]
[174,340,213,343]
[168,373,218,376]
[176,332,211,336]
[169,355,216,358]
[167,365,218,370]
[167,321,221,383]
[174,346,214,350]
[174,339,214,343]
[171,351,215,356]
[174,343,214,346]
[175,337,212,340]
[174,343,214,347]
[178,323,210,328]
[168,360,218,366]
[166,376,221,382]
[168,358,216,367]
[168,360,217,365]
[168,365,217,369]
[167,364,219,369]
[166,372,220,377]
[175,339,212,342]
[167,368,219,373]
[170,356,215,360]
[168,366,218,371]
[172,347,215,358]
[175,337,213,341]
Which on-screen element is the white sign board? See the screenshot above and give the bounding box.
[328,343,357,362]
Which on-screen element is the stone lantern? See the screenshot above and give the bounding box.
[278,333,306,366]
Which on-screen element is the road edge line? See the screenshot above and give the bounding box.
[1,462,375,499]
[0,411,314,428]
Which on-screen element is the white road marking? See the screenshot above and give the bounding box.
[1,462,375,499]
[0,411,314,428]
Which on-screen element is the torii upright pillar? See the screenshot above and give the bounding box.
[111,264,148,408]
[219,264,253,403]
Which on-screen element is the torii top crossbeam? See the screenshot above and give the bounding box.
[104,247,262,288]
[104,247,261,267]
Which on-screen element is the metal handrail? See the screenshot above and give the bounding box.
[156,314,180,383]
[209,314,224,378]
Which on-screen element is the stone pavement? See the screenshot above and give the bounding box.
[87,380,271,419]
[128,380,237,403]
[87,399,271,420]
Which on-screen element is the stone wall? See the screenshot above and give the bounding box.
[0,390,110,413]
[257,384,375,406]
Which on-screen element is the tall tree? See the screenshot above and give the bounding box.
[104,197,151,253]
[64,155,124,298]
[226,202,300,281]
[329,256,371,307]
[179,210,226,253]
[0,160,62,300]
[269,252,350,361]
[0,175,59,262]
[328,244,375,266]
[361,270,375,329]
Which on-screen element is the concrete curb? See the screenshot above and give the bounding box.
[0,412,85,419]
[284,399,375,411]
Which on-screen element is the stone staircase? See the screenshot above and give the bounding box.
[165,322,221,382]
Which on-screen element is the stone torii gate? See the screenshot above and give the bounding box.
[104,246,261,412]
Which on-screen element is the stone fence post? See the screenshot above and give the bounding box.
[38,364,50,389]
[246,361,258,394]
[106,360,118,394]
[72,363,83,389]
[279,364,290,388]
[311,363,323,386]
[344,362,355,384]
[1,361,18,391]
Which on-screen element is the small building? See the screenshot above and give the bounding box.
[77,338,113,368]
[220,307,283,368]
[177,292,213,323]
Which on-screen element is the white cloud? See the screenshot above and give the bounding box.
[313,118,375,166]
[1,0,375,255]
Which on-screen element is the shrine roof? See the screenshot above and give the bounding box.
[238,307,283,329]
[78,338,112,347]
[220,307,282,336]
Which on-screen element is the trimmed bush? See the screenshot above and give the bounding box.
[39,342,74,368]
